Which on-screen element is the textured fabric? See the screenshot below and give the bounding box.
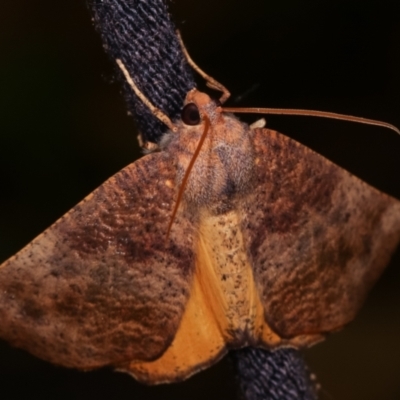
[87,0,316,398]
[89,0,195,143]
[231,348,317,400]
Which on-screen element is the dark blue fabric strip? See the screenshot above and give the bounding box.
[89,0,195,143]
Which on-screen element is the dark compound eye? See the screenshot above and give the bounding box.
[181,103,201,125]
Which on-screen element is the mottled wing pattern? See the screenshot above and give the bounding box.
[241,128,400,338]
[0,152,195,369]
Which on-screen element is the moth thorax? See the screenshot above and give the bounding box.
[179,122,255,209]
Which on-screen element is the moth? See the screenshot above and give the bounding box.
[0,42,399,387]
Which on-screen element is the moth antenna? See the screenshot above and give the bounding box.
[222,107,400,135]
[166,116,211,239]
[116,59,177,132]
[176,31,231,104]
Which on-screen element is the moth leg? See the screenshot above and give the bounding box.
[116,59,177,132]
[250,118,267,130]
[177,31,231,104]
[142,141,161,154]
[137,133,144,147]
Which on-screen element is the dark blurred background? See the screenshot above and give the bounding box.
[0,0,399,399]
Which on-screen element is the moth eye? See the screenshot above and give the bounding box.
[181,103,201,125]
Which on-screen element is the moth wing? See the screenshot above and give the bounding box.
[241,128,400,339]
[0,152,196,371]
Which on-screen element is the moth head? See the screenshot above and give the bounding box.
[182,89,223,127]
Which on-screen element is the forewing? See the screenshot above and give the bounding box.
[241,128,400,338]
[0,152,195,369]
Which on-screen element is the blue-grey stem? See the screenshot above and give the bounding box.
[232,347,317,400]
[89,0,194,143]
[87,0,317,399]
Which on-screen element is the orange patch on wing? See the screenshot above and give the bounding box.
[124,231,227,383]
[125,209,324,383]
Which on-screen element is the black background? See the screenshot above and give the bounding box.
[0,1,399,399]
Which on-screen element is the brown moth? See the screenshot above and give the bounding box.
[0,40,399,386]
[0,20,400,383]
